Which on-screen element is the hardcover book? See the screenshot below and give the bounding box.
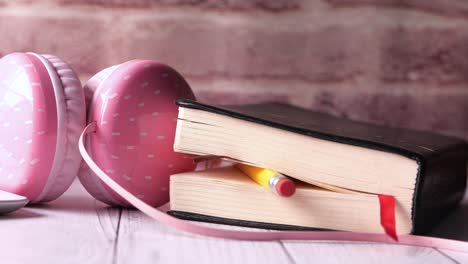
[172,100,468,234]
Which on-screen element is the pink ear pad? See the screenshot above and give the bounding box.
[0,53,85,203]
[79,60,196,207]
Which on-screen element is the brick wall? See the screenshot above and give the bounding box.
[1,0,467,140]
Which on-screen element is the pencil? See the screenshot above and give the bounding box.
[235,163,296,197]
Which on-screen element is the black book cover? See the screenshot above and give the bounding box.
[168,211,324,231]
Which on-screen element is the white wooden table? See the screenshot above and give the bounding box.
[2,180,468,264]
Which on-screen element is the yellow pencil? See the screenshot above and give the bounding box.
[235,163,296,197]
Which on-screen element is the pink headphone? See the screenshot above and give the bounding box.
[0,52,195,207]
[0,51,323,241]
[1,52,462,251]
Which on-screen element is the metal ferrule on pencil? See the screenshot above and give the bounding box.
[269,175,286,195]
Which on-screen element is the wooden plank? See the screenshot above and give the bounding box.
[115,209,293,264]
[0,180,120,264]
[113,197,468,264]
[435,250,468,264]
[115,208,457,264]
[282,242,453,264]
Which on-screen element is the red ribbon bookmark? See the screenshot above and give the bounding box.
[378,194,398,241]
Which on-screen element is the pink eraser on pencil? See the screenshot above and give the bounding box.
[276,178,296,197]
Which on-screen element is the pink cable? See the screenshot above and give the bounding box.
[79,122,468,253]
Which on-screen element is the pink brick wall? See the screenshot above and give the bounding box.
[1,0,467,140]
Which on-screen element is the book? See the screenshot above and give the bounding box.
[169,166,396,233]
[173,100,468,234]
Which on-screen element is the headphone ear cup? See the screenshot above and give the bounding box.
[0,53,85,203]
[79,60,196,207]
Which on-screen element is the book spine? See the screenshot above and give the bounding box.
[412,144,468,234]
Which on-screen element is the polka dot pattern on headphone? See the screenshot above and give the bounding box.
[0,52,84,202]
[79,60,197,207]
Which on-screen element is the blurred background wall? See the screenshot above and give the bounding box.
[0,0,467,140]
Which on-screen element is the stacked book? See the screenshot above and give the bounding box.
[168,100,468,235]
